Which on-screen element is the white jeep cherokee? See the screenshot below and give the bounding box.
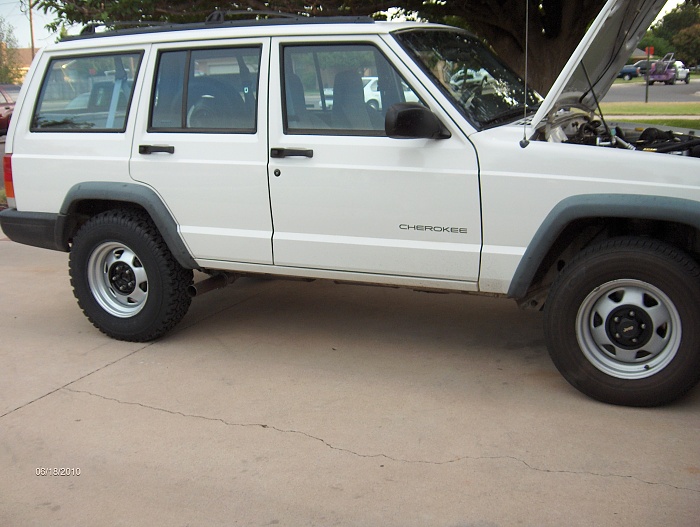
[2,0,699,406]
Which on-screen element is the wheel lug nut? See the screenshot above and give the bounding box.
[629,311,635,317]
[640,324,646,329]
[615,333,621,339]
[614,317,620,323]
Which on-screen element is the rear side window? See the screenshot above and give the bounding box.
[150,46,261,133]
[32,52,143,132]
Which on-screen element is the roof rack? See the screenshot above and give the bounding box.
[64,10,375,41]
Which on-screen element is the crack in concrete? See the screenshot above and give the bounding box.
[64,387,699,494]
[0,289,264,420]
[0,345,150,419]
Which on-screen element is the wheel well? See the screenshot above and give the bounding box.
[63,199,149,244]
[58,182,199,270]
[519,217,700,310]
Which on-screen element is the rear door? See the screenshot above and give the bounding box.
[130,38,273,265]
[267,36,482,283]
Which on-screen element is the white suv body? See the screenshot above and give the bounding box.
[3,0,700,406]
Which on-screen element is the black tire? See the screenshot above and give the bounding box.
[70,209,193,342]
[685,74,690,84]
[544,237,700,406]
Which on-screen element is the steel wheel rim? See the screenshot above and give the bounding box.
[87,242,149,318]
[576,279,682,380]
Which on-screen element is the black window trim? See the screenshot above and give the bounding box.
[147,44,263,135]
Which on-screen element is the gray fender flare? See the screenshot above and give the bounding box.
[507,194,700,300]
[58,182,199,270]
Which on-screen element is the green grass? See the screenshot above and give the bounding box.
[599,101,700,116]
[613,77,646,85]
[0,187,6,208]
[610,118,700,130]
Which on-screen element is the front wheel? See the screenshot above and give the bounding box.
[70,209,193,341]
[544,238,700,406]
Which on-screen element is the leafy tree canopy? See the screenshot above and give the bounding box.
[639,34,673,58]
[649,0,700,51]
[0,16,22,84]
[36,0,611,93]
[672,23,700,65]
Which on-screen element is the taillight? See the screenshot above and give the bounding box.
[3,153,15,208]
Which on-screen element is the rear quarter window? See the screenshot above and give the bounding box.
[31,52,143,132]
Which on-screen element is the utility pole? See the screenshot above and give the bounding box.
[28,0,36,58]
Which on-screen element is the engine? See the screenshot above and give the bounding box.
[538,105,700,158]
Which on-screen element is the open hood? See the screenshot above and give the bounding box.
[531,0,666,130]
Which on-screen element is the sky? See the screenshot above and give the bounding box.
[0,0,689,50]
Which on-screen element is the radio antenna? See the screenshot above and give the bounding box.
[519,0,530,148]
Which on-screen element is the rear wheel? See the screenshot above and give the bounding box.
[544,238,700,406]
[70,209,193,341]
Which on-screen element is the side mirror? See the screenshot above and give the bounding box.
[385,103,451,140]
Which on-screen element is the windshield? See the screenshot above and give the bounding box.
[393,28,542,130]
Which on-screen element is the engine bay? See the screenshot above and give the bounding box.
[538,105,700,158]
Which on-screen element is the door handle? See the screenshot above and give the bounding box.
[270,148,313,158]
[139,144,175,155]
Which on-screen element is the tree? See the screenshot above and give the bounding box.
[36,0,611,93]
[0,16,22,84]
[649,2,700,44]
[638,34,673,58]
[673,23,700,65]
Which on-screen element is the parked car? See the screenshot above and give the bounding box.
[633,59,653,75]
[362,76,419,110]
[449,67,491,90]
[0,84,21,101]
[617,64,640,80]
[2,0,700,407]
[0,85,18,135]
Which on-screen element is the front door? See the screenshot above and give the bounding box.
[268,37,482,283]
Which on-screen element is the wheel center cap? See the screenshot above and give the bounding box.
[618,317,641,338]
[109,262,136,295]
[606,305,653,349]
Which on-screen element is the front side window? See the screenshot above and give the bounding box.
[283,44,422,136]
[394,29,542,129]
[32,52,143,132]
[151,46,261,133]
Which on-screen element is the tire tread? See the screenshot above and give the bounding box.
[69,209,193,342]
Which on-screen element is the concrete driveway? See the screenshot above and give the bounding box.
[1,235,699,526]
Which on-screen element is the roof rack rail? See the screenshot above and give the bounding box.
[78,20,173,36]
[204,10,303,24]
[64,11,375,41]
